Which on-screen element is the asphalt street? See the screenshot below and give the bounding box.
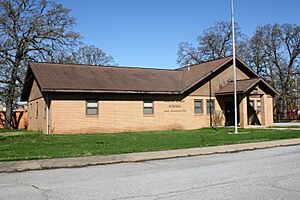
[274,122,300,126]
[1,145,299,200]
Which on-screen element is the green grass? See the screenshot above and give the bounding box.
[0,128,300,162]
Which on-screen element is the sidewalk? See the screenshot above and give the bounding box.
[1,138,300,173]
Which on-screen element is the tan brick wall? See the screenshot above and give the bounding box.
[239,96,248,128]
[50,96,222,134]
[261,95,274,126]
[29,80,42,101]
[266,96,274,126]
[27,80,47,133]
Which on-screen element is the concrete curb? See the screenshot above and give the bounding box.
[1,138,300,173]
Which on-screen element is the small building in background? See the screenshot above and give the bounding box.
[0,102,28,129]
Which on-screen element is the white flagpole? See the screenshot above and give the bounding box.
[231,0,238,133]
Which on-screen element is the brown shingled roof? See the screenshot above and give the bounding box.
[26,57,234,93]
[215,78,278,96]
[21,56,277,101]
[29,62,183,93]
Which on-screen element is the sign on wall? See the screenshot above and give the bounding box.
[163,100,187,113]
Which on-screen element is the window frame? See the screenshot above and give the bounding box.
[194,99,203,114]
[44,101,47,119]
[86,99,99,115]
[143,100,154,115]
[36,102,38,119]
[29,103,32,119]
[257,100,261,112]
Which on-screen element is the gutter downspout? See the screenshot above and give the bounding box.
[46,93,49,134]
[209,73,212,127]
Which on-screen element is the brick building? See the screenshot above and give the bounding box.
[0,104,28,129]
[21,56,277,134]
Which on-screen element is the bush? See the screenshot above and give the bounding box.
[212,111,225,127]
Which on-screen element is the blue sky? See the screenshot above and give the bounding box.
[56,0,300,69]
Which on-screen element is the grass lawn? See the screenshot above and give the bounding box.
[0,128,300,162]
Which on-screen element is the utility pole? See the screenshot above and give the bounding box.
[231,0,238,133]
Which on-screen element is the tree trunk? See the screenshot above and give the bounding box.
[4,60,20,129]
[281,92,288,116]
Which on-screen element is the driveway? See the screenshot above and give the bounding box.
[0,145,299,200]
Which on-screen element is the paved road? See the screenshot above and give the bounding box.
[274,122,300,126]
[1,146,300,200]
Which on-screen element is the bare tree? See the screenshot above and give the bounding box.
[177,42,203,66]
[177,22,247,66]
[55,45,115,66]
[74,45,115,66]
[177,22,300,115]
[0,0,81,129]
[248,24,300,113]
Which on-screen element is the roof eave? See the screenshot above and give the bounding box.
[42,89,181,95]
[235,57,260,78]
[215,91,244,96]
[259,78,279,96]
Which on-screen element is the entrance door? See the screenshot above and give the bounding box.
[225,101,234,126]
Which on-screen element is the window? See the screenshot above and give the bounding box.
[206,100,215,114]
[36,102,38,118]
[44,101,47,119]
[257,100,261,112]
[194,100,203,114]
[143,100,153,115]
[29,103,32,119]
[86,100,98,115]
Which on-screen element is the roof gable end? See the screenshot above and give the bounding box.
[180,56,259,94]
